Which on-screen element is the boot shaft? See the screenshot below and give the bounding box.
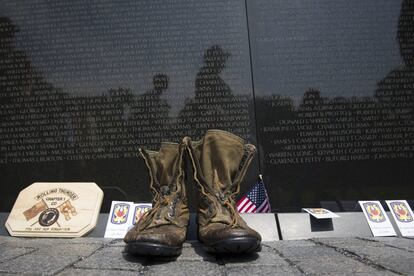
[140,142,186,197]
[186,129,256,194]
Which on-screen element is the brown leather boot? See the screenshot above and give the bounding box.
[124,141,189,256]
[184,129,261,254]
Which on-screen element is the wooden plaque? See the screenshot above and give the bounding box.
[6,182,103,237]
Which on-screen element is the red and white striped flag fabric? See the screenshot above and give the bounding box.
[236,177,271,213]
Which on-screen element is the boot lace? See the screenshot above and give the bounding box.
[212,170,240,228]
[139,185,171,230]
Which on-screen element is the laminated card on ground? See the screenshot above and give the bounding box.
[302,208,340,219]
[104,201,152,238]
[359,200,396,237]
[386,200,414,237]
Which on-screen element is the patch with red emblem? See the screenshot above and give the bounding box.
[390,201,413,223]
[363,202,385,223]
[111,203,130,224]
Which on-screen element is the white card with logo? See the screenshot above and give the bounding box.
[104,201,152,238]
[386,200,414,237]
[104,201,134,238]
[359,201,396,237]
[302,208,340,219]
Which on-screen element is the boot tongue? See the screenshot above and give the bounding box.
[158,143,180,189]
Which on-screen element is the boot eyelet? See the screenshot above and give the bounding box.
[160,185,170,196]
[167,213,174,218]
[217,193,226,202]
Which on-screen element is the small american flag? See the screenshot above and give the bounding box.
[236,176,271,213]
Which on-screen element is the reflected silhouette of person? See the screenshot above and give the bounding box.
[179,45,238,138]
[132,74,171,142]
[146,73,170,99]
[0,17,70,157]
[0,17,34,101]
[300,88,324,108]
[194,45,233,101]
[375,0,414,116]
[0,17,17,48]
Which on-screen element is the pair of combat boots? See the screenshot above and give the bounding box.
[124,130,262,256]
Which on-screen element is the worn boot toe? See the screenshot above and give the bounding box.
[199,223,261,254]
[125,225,186,256]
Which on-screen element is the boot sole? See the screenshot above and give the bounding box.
[125,241,182,256]
[203,237,261,254]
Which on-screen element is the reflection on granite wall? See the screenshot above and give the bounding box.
[1,0,413,212]
[250,0,414,210]
[0,0,256,212]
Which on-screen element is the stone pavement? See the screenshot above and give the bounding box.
[0,236,413,275]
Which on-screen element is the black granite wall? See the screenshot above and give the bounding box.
[1,0,413,212]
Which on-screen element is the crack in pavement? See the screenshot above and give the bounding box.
[309,239,403,275]
[52,242,110,275]
[0,247,38,264]
[356,237,414,254]
[261,243,305,274]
